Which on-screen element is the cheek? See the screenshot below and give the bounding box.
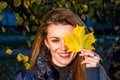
[49,44,59,52]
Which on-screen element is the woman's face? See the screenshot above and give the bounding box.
[45,24,77,67]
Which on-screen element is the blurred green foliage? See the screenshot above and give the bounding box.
[0,0,120,48]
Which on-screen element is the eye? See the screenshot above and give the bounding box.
[52,39,59,43]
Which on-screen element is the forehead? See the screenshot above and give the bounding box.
[47,24,74,35]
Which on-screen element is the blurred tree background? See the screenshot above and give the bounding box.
[0,0,120,80]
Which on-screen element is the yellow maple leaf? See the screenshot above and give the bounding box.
[6,48,13,55]
[64,25,97,53]
[24,63,31,70]
[23,55,29,63]
[17,53,29,63]
[17,53,24,61]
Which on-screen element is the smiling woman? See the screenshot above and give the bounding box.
[16,8,109,80]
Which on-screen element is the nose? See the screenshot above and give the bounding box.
[61,45,67,51]
[60,41,67,51]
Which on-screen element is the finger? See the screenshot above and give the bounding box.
[80,53,100,63]
[86,54,100,61]
[80,49,95,57]
[81,57,99,64]
[80,49,100,59]
[81,59,97,65]
[93,56,100,62]
[81,58,99,67]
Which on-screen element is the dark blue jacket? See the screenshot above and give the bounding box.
[16,52,100,80]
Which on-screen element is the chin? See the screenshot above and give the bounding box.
[60,60,71,66]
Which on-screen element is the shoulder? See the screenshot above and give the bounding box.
[85,67,99,80]
[15,67,37,80]
[85,64,110,80]
[98,64,110,80]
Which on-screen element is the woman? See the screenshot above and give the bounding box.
[16,8,109,80]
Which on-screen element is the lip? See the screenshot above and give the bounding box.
[59,53,70,58]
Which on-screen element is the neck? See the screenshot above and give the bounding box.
[52,63,71,80]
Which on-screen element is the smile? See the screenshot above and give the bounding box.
[59,53,70,58]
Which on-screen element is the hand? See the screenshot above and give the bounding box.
[79,49,100,68]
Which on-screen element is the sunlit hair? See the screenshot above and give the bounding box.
[30,8,87,80]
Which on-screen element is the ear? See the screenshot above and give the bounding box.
[44,39,50,49]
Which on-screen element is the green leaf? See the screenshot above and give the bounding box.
[88,8,94,17]
[30,35,35,41]
[0,14,3,21]
[0,1,7,10]
[26,40,31,48]
[15,13,23,25]
[65,2,70,8]
[23,14,27,20]
[24,21,30,32]
[24,0,30,8]
[97,0,102,7]
[35,19,39,25]
[32,5,38,15]
[30,15,35,21]
[35,0,42,6]
[30,0,36,4]
[31,25,38,32]
[81,14,86,20]
[1,26,6,33]
[115,0,120,5]
[13,0,21,7]
[83,4,88,12]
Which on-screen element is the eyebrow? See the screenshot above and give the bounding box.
[49,37,59,39]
